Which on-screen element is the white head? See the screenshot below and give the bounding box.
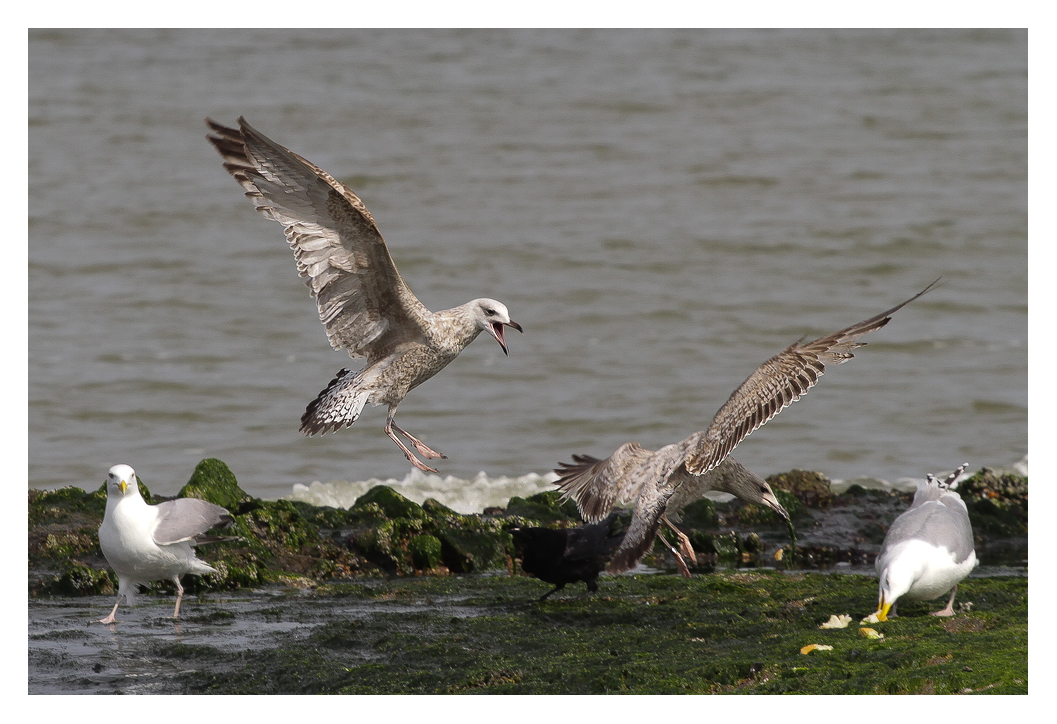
[876,557,915,621]
[106,464,140,498]
[470,298,523,355]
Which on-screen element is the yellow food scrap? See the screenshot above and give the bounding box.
[800,644,834,655]
[859,627,884,639]
[860,612,883,624]
[819,614,852,629]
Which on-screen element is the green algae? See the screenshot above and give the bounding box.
[166,572,1026,695]
[177,458,252,510]
[29,458,1030,603]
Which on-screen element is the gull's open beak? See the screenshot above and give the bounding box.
[761,490,790,521]
[119,479,128,494]
[490,320,524,356]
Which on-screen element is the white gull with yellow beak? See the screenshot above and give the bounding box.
[874,463,977,620]
[96,464,233,623]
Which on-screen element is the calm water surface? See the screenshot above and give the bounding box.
[29,29,1027,507]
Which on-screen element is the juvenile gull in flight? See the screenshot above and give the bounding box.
[555,281,937,575]
[97,464,234,623]
[873,463,976,620]
[206,118,522,472]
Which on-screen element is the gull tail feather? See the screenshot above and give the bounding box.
[300,368,371,435]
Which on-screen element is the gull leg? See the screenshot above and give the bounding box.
[390,420,447,460]
[98,594,123,624]
[384,417,440,473]
[171,577,184,619]
[658,529,692,579]
[662,515,696,563]
[929,586,959,617]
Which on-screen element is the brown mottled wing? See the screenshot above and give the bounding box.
[206,117,429,358]
[683,280,938,476]
[553,442,654,522]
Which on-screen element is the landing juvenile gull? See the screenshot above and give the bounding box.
[510,513,625,601]
[555,281,938,576]
[97,464,234,623]
[206,117,522,472]
[873,463,976,620]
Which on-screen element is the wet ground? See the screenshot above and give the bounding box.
[30,568,1026,695]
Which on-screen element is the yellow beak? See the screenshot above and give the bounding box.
[877,595,892,622]
[119,479,128,494]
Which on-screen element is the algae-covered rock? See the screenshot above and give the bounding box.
[436,525,511,573]
[38,561,115,597]
[353,485,428,521]
[958,467,1028,537]
[504,491,580,522]
[767,469,833,508]
[177,458,251,510]
[409,534,443,570]
[677,498,718,528]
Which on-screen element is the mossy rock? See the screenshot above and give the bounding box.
[234,499,318,554]
[504,491,580,523]
[436,526,511,573]
[766,469,833,508]
[352,486,427,521]
[29,486,108,527]
[177,458,251,511]
[39,561,115,597]
[422,498,460,519]
[348,518,425,571]
[409,534,443,570]
[677,498,718,528]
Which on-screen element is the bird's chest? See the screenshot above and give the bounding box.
[99,504,167,572]
[374,346,458,402]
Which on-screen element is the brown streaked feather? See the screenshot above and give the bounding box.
[683,279,938,476]
[554,442,654,522]
[205,117,430,360]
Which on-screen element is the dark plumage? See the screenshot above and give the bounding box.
[510,514,625,601]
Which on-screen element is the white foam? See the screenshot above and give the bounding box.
[282,469,561,515]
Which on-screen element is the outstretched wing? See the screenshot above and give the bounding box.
[554,442,655,522]
[683,280,938,476]
[206,117,430,358]
[152,498,233,546]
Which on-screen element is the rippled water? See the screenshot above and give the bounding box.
[29,29,1027,504]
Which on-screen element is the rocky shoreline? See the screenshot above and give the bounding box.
[29,459,1027,601]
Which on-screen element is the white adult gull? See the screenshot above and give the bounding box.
[555,281,938,576]
[873,463,977,620]
[97,464,234,623]
[206,117,523,473]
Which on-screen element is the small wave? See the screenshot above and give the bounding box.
[283,469,561,514]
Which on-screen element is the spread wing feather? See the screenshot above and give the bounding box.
[206,117,430,359]
[683,280,938,475]
[553,442,655,522]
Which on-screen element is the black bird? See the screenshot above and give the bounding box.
[510,514,625,601]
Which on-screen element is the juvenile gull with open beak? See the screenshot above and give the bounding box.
[207,117,522,472]
[555,281,937,576]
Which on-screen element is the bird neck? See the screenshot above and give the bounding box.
[426,305,485,353]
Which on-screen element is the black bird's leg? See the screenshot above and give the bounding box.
[538,583,565,601]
